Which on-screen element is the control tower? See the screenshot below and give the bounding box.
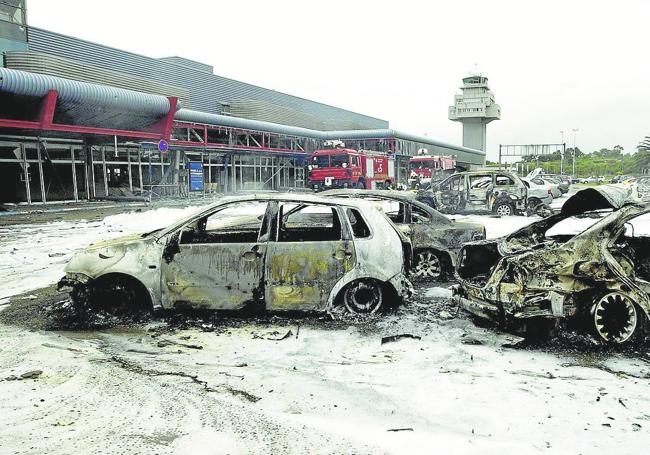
[448,74,500,152]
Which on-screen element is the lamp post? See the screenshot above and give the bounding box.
[560,130,564,175]
[572,128,579,177]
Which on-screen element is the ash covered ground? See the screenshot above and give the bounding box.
[1,199,650,454]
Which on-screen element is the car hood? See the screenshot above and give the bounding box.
[83,233,147,251]
[561,186,631,216]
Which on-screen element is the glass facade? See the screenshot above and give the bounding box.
[0,0,27,49]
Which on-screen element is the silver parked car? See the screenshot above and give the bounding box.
[59,194,412,315]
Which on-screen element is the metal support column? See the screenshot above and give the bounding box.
[138,149,144,191]
[127,149,133,192]
[71,147,78,202]
[21,143,31,205]
[101,146,108,197]
[36,141,46,204]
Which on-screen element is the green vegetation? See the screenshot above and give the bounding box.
[495,142,650,178]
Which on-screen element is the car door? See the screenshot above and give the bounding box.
[160,200,270,310]
[265,202,356,311]
[467,173,493,211]
[434,174,465,213]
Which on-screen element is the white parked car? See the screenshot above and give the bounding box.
[521,177,553,208]
[59,194,413,315]
[541,178,562,198]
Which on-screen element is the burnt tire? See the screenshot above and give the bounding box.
[85,275,152,315]
[527,197,542,210]
[412,250,443,281]
[494,201,514,217]
[342,279,384,314]
[592,292,647,345]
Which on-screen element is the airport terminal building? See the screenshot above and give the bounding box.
[0,1,485,204]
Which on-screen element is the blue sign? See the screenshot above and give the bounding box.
[188,162,204,192]
[158,139,168,152]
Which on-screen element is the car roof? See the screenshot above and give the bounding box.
[321,189,417,202]
[156,192,379,238]
[319,189,451,222]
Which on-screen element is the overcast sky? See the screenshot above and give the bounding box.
[28,0,650,161]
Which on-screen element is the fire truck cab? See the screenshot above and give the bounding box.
[408,150,456,187]
[308,144,395,191]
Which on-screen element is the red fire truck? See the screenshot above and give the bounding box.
[408,152,456,187]
[307,144,395,191]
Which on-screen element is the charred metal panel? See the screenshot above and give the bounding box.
[265,240,355,311]
[160,243,266,310]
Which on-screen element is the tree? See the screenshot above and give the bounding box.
[566,147,583,158]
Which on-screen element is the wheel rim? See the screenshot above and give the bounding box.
[496,204,512,216]
[593,293,637,344]
[413,251,442,280]
[528,198,540,209]
[344,281,383,313]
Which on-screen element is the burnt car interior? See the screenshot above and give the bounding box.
[346,208,371,238]
[278,203,342,242]
[613,213,650,281]
[457,242,501,283]
[180,201,267,244]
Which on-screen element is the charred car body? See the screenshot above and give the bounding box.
[321,190,486,280]
[415,170,527,216]
[59,194,412,315]
[453,187,650,345]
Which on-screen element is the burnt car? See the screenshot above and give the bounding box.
[453,186,650,345]
[59,194,412,315]
[321,190,486,280]
[415,170,527,216]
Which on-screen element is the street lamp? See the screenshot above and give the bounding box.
[560,130,565,175]
[572,128,579,177]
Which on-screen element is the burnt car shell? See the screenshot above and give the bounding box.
[60,193,413,315]
[320,189,485,279]
[453,186,650,342]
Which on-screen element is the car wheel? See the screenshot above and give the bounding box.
[412,250,443,281]
[592,292,645,345]
[342,280,384,314]
[87,275,151,314]
[494,202,513,216]
[527,197,542,209]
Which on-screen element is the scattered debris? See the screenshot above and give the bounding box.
[4,370,43,381]
[387,428,414,432]
[157,339,203,350]
[254,329,293,341]
[381,334,422,345]
[461,337,483,345]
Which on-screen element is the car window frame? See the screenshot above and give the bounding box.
[273,201,352,243]
[177,199,271,246]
